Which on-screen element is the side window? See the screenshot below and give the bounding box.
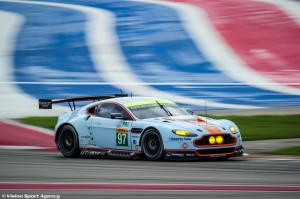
[96,103,132,120]
[97,104,115,118]
[87,106,96,115]
[112,105,132,121]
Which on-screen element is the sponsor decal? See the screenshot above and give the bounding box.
[81,136,91,139]
[89,141,96,146]
[182,143,188,149]
[81,140,89,145]
[166,153,185,158]
[135,145,139,151]
[169,137,183,141]
[210,154,226,158]
[122,121,130,127]
[86,126,94,141]
[166,152,196,158]
[81,150,106,156]
[39,99,52,109]
[133,140,137,144]
[185,153,196,157]
[184,138,192,141]
[125,100,174,108]
[116,128,128,146]
[81,140,96,146]
[116,128,128,133]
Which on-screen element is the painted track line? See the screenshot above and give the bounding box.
[87,0,260,109]
[0,182,300,192]
[0,7,68,118]
[257,0,300,24]
[168,0,300,95]
[0,145,54,150]
[0,0,259,118]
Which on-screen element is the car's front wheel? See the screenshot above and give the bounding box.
[58,125,80,158]
[141,129,164,160]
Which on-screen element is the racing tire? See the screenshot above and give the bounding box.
[141,129,164,161]
[58,125,80,158]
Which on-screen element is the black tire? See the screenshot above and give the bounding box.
[58,125,80,158]
[141,129,164,160]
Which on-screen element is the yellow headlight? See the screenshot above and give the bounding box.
[209,136,216,144]
[172,130,198,137]
[216,135,224,144]
[175,130,189,136]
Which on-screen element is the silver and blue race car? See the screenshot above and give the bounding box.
[39,94,244,160]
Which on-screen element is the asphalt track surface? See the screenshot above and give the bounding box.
[0,149,300,199]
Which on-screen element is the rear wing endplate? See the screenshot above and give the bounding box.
[39,94,128,111]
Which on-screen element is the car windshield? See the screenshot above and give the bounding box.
[127,103,190,119]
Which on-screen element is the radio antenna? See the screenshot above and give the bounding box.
[131,92,132,98]
[205,101,208,126]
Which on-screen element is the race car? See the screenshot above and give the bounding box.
[39,94,244,160]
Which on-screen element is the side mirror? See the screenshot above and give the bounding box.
[181,107,194,115]
[183,108,194,115]
[111,113,123,119]
[85,115,92,121]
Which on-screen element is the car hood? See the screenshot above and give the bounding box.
[143,115,231,135]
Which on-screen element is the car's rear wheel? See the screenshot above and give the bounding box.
[58,125,80,158]
[141,129,164,160]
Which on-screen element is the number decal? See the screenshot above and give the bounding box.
[116,128,128,146]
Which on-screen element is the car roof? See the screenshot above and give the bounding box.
[83,96,172,108]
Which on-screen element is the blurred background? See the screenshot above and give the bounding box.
[0,0,300,197]
[0,0,299,118]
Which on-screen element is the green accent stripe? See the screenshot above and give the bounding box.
[125,100,174,108]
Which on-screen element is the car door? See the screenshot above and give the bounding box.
[90,103,133,150]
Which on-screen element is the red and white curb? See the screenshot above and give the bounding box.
[0,120,56,151]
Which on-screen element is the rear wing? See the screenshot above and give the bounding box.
[39,94,128,111]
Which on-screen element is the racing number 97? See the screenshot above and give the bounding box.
[116,128,128,146]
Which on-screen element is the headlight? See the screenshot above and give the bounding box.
[172,130,198,137]
[209,136,216,144]
[229,126,239,134]
[208,135,224,144]
[216,135,224,144]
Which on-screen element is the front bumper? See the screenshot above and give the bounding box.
[164,145,244,159]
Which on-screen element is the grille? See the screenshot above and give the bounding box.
[196,147,235,155]
[194,134,236,147]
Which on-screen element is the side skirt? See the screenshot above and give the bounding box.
[79,147,142,159]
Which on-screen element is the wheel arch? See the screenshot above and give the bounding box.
[139,126,162,146]
[55,123,78,143]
